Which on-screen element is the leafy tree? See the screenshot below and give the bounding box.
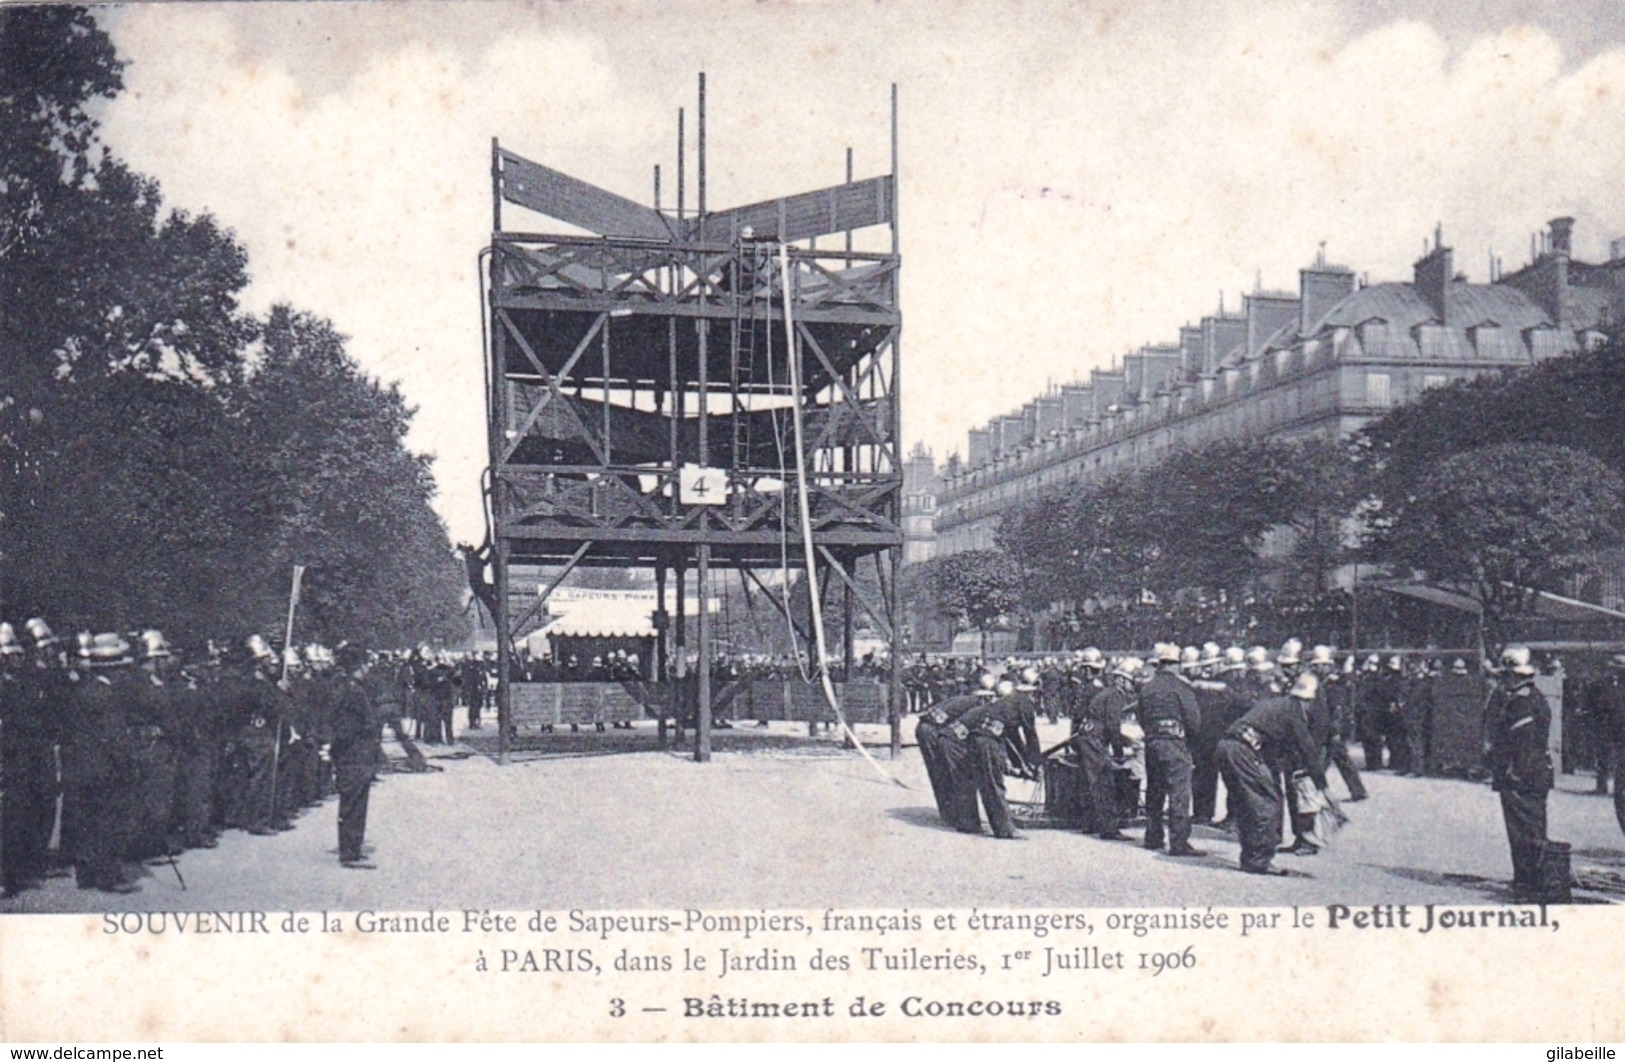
[1384,442,1623,637]
[1273,437,1359,594]
[918,549,1023,655]
[2,8,469,650]
[231,307,469,648]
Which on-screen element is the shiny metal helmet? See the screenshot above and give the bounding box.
[140,629,172,660]
[25,617,59,649]
[1500,645,1536,677]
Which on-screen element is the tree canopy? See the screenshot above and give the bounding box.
[1384,442,1623,632]
[1,7,468,649]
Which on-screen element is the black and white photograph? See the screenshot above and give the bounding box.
[3,0,1625,1043]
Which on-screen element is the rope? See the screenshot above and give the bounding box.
[779,243,906,789]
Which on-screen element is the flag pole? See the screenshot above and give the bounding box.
[280,565,306,686]
[268,564,305,825]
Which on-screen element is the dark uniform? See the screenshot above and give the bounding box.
[127,666,179,859]
[64,659,134,891]
[331,660,382,866]
[942,693,1040,838]
[169,663,220,849]
[1321,671,1368,799]
[916,693,982,828]
[1137,668,1201,853]
[1592,667,1625,807]
[461,656,487,729]
[1484,676,1553,894]
[1400,666,1435,776]
[3,652,60,894]
[220,662,284,834]
[1188,674,1230,825]
[1072,684,1130,838]
[1283,688,1332,853]
[1218,695,1327,874]
[1370,666,1408,772]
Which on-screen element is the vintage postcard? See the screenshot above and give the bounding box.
[3,0,1625,1044]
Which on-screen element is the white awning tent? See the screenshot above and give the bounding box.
[523,588,716,657]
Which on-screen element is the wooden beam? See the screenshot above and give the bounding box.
[740,565,815,648]
[683,175,895,244]
[506,542,592,638]
[816,545,892,642]
[499,149,673,241]
[499,310,608,466]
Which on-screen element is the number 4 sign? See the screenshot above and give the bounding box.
[678,464,729,506]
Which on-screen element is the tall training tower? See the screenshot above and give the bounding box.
[484,76,903,763]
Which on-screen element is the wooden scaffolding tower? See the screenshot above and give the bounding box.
[484,76,904,763]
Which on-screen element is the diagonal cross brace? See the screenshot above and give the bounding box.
[815,546,892,642]
[500,310,608,466]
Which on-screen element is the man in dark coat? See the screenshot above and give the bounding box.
[220,635,287,835]
[127,630,179,860]
[1216,672,1330,875]
[3,622,62,896]
[916,681,987,829]
[1312,648,1367,801]
[64,633,140,893]
[330,645,383,869]
[1138,644,1203,856]
[1484,645,1553,897]
[940,679,1039,839]
[1072,657,1137,841]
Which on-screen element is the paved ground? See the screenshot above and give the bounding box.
[5,714,1624,914]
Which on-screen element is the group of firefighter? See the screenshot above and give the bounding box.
[914,638,1591,887]
[0,618,483,896]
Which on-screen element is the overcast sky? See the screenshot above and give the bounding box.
[95,0,1625,544]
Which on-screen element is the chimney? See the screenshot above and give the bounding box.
[967,428,990,468]
[1245,291,1300,357]
[1549,216,1575,258]
[1178,325,1203,379]
[1550,217,1573,332]
[1412,224,1454,326]
[1298,259,1355,336]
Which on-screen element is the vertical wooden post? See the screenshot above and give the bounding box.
[889,84,903,759]
[675,560,687,743]
[696,543,712,762]
[495,539,512,765]
[842,556,854,677]
[888,545,902,759]
[656,562,669,749]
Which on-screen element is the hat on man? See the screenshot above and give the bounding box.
[1500,645,1536,677]
[0,623,22,657]
[82,632,133,666]
[1289,673,1320,701]
[25,618,59,649]
[140,629,172,660]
